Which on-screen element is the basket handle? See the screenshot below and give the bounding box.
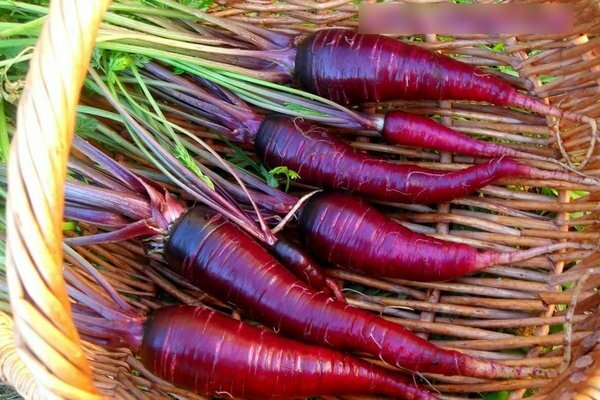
[5,0,112,398]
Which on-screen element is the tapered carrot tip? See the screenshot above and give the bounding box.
[469,359,557,379]
[503,365,557,379]
[476,242,595,270]
[519,165,600,186]
[325,278,346,303]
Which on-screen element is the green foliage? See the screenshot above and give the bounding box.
[549,323,564,334]
[497,64,518,77]
[174,143,214,189]
[571,190,588,200]
[62,221,79,232]
[0,99,7,162]
[178,0,215,8]
[524,388,539,397]
[283,102,330,118]
[226,143,300,191]
[227,144,279,188]
[145,0,215,10]
[91,50,148,86]
[0,45,33,78]
[483,391,509,400]
[490,42,505,53]
[75,114,99,137]
[268,166,300,192]
[541,187,559,197]
[539,75,557,84]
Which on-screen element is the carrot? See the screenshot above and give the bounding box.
[141,64,598,204]
[272,238,345,302]
[298,191,590,281]
[141,306,433,399]
[294,29,592,126]
[146,62,595,171]
[71,127,343,300]
[382,110,558,161]
[62,140,574,381]
[132,5,587,126]
[67,250,435,400]
[255,115,597,204]
[164,206,555,380]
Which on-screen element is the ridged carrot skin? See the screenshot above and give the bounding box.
[255,115,581,204]
[299,192,476,281]
[297,191,582,281]
[295,29,586,123]
[382,110,543,159]
[272,238,345,301]
[164,207,546,380]
[141,306,433,399]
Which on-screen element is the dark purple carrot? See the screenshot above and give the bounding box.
[164,206,554,380]
[146,61,596,171]
[297,191,590,281]
[143,9,589,126]
[294,29,593,126]
[272,238,345,302]
[81,305,437,399]
[382,110,558,161]
[142,306,433,399]
[67,249,435,400]
[68,133,342,299]
[141,64,599,203]
[63,141,572,380]
[255,115,598,204]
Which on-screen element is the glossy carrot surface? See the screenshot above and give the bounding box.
[164,207,549,380]
[141,305,434,399]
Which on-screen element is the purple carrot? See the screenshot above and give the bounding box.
[294,29,594,126]
[271,238,345,302]
[298,191,591,281]
[255,115,598,204]
[68,137,343,299]
[381,110,557,161]
[79,303,436,400]
[66,251,436,400]
[164,206,555,380]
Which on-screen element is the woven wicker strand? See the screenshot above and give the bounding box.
[2,0,600,399]
[0,311,41,399]
[5,0,111,398]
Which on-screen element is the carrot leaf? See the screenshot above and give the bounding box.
[0,99,7,162]
[269,166,300,192]
[75,113,99,137]
[283,102,329,117]
[226,143,279,187]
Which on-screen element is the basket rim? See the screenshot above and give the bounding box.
[3,0,600,399]
[4,0,111,398]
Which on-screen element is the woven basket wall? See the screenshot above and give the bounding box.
[2,0,600,399]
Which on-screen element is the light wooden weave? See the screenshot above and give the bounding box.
[5,1,110,399]
[3,0,600,399]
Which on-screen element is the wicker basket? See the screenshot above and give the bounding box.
[3,0,600,399]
